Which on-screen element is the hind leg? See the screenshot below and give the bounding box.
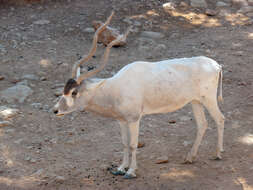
[185,100,208,163]
[203,97,225,159]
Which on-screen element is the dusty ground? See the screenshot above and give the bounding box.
[0,0,253,189]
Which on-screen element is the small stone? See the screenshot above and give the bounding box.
[183,141,191,147]
[191,0,208,8]
[83,27,94,33]
[30,158,37,163]
[0,121,11,127]
[55,176,65,182]
[22,74,39,81]
[138,142,145,148]
[206,9,218,16]
[51,83,64,89]
[216,1,230,7]
[234,51,244,56]
[0,84,33,103]
[179,2,189,7]
[17,80,28,86]
[180,116,192,121]
[100,164,110,171]
[14,139,23,144]
[54,88,63,97]
[238,6,253,13]
[123,17,132,25]
[141,31,165,39]
[33,169,44,176]
[33,19,50,25]
[169,120,176,124]
[0,106,19,119]
[0,76,4,81]
[154,44,166,52]
[133,21,141,27]
[40,76,47,81]
[24,156,31,161]
[163,2,176,10]
[155,156,169,164]
[31,103,43,109]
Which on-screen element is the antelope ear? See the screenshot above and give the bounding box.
[64,78,78,95]
[85,79,106,91]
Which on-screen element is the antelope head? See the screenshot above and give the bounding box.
[53,12,130,116]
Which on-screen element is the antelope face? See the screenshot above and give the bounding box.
[53,79,82,116]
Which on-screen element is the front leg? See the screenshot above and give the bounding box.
[111,121,129,175]
[124,120,140,179]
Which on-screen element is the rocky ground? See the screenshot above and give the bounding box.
[0,0,253,189]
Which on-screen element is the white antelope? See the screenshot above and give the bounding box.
[53,12,225,179]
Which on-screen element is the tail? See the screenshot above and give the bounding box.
[218,68,223,103]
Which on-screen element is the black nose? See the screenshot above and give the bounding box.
[54,110,58,114]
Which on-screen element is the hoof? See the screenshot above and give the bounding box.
[110,170,126,176]
[214,156,222,161]
[123,173,136,179]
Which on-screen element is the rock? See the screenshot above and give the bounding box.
[154,44,167,52]
[22,74,39,80]
[83,27,94,33]
[14,139,23,144]
[33,19,50,25]
[238,5,253,13]
[216,1,230,7]
[55,176,65,182]
[169,120,176,124]
[133,20,141,27]
[31,103,43,109]
[179,2,189,7]
[92,20,127,46]
[155,156,169,164]
[249,0,253,5]
[30,158,37,163]
[0,76,4,81]
[183,141,191,147]
[24,156,31,161]
[0,106,19,119]
[141,31,165,39]
[0,84,33,103]
[0,121,11,127]
[191,0,208,8]
[138,142,145,148]
[247,12,253,16]
[0,44,7,55]
[205,9,219,16]
[51,83,65,89]
[180,116,192,121]
[232,0,248,7]
[33,169,44,176]
[40,76,47,81]
[17,80,28,86]
[163,2,176,10]
[100,164,110,171]
[123,17,132,25]
[54,88,63,97]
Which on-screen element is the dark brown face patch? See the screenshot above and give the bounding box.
[64,78,78,95]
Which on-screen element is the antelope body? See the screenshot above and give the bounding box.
[53,12,225,179]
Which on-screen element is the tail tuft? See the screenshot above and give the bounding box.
[218,68,223,103]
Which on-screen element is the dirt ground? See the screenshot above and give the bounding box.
[0,0,253,189]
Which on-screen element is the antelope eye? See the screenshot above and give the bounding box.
[72,89,78,97]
